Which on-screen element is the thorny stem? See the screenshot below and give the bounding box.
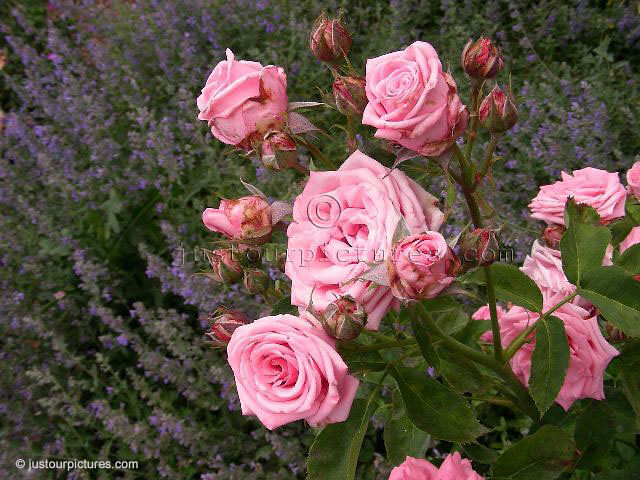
[302,139,336,169]
[503,292,578,361]
[472,135,500,191]
[346,114,356,154]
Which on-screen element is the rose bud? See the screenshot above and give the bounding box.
[207,249,244,284]
[387,231,460,301]
[204,307,251,347]
[260,131,297,171]
[461,36,504,80]
[479,85,518,133]
[542,225,565,249]
[333,75,368,116]
[459,227,499,268]
[202,195,272,244]
[243,268,270,294]
[320,295,367,341]
[309,12,352,65]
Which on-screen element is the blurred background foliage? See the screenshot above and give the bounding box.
[1,0,639,478]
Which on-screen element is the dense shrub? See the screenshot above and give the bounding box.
[1,0,638,478]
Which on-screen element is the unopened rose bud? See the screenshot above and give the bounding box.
[202,195,272,244]
[204,307,250,347]
[461,36,504,80]
[387,231,460,301]
[460,228,499,268]
[207,249,244,284]
[260,131,297,171]
[309,12,352,65]
[542,225,565,249]
[243,268,270,294]
[333,75,367,116]
[321,296,367,340]
[479,85,518,133]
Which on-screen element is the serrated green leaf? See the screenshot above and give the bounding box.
[574,401,615,469]
[560,198,611,285]
[528,316,569,415]
[460,442,499,465]
[307,395,378,480]
[270,296,298,315]
[389,365,487,443]
[383,390,430,466]
[616,243,640,276]
[619,340,640,431]
[578,266,640,337]
[493,425,575,480]
[437,347,488,394]
[410,316,440,370]
[489,263,543,312]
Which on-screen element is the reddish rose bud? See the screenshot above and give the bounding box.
[542,225,565,249]
[260,131,297,171]
[333,75,368,116]
[460,227,500,268]
[387,231,460,301]
[461,36,504,80]
[320,295,367,340]
[207,249,244,284]
[202,195,272,244]
[479,85,518,133]
[204,306,251,347]
[309,12,352,64]
[243,268,270,294]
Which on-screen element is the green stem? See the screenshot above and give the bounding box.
[346,114,356,154]
[503,292,578,361]
[464,79,483,164]
[347,338,417,352]
[471,396,517,408]
[289,161,310,175]
[303,139,336,169]
[417,303,538,419]
[473,135,500,191]
[484,265,504,362]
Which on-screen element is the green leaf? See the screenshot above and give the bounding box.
[337,347,387,374]
[460,442,499,465]
[437,347,488,394]
[560,198,611,285]
[271,296,298,315]
[411,316,440,370]
[615,243,640,276]
[489,263,543,312]
[383,390,430,466]
[574,401,615,469]
[578,266,640,337]
[492,425,575,480]
[307,395,378,480]
[619,340,640,431]
[528,316,570,415]
[389,365,487,443]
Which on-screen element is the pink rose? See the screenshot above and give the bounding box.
[285,150,444,330]
[197,49,288,148]
[528,167,627,225]
[620,226,640,254]
[389,456,438,480]
[627,161,640,199]
[389,453,484,480]
[362,41,469,157]
[226,313,359,430]
[474,299,619,410]
[202,195,272,244]
[437,452,485,480]
[387,232,459,300]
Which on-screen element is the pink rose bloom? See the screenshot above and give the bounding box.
[389,456,438,480]
[521,240,575,299]
[475,299,619,410]
[620,226,640,254]
[389,453,483,480]
[362,41,469,157]
[202,195,272,243]
[226,313,359,430]
[528,167,627,225]
[627,161,640,200]
[197,49,288,148]
[387,232,459,300]
[285,150,444,330]
[437,452,485,480]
